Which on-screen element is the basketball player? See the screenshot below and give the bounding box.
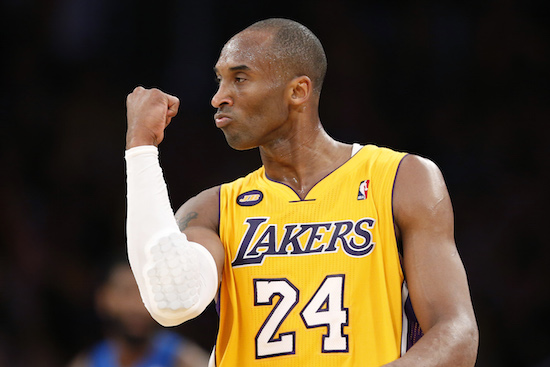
[124,18,478,366]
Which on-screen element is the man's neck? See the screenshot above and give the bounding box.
[259,125,352,200]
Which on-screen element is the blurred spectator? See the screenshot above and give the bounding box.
[67,262,210,367]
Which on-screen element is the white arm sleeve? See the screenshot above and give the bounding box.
[125,145,218,327]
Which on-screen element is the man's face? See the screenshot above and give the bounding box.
[212,31,291,150]
[97,265,155,343]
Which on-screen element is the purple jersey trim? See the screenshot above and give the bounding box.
[404,294,424,350]
[402,282,424,353]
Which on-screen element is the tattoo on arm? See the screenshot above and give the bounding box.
[177,211,198,231]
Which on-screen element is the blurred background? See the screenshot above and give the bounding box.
[1,0,548,366]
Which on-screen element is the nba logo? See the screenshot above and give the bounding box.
[357,180,370,200]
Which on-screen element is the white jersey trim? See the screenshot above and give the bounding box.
[351,143,363,157]
[401,281,409,357]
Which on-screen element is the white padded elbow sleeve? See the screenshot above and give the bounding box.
[125,146,218,326]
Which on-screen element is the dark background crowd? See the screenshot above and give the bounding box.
[1,0,548,366]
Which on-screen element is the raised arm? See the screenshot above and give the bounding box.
[387,155,478,366]
[125,87,222,327]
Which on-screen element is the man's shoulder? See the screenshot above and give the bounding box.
[395,154,442,179]
[393,154,449,218]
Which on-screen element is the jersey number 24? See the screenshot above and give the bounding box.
[253,274,349,359]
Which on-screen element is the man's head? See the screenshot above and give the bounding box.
[212,19,327,150]
[96,262,156,345]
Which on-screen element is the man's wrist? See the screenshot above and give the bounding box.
[126,134,158,150]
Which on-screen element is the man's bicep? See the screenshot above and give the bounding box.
[175,186,225,281]
[176,186,220,232]
[394,155,475,331]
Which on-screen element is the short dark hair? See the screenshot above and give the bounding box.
[245,18,327,95]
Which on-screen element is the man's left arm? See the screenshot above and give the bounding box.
[387,154,478,367]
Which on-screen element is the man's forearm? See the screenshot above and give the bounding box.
[384,317,478,367]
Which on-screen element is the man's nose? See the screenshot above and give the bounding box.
[211,83,233,108]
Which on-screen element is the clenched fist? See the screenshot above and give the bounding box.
[126,87,180,149]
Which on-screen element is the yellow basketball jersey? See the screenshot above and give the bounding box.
[217,145,408,367]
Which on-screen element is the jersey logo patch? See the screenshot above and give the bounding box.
[357,180,370,200]
[237,190,264,206]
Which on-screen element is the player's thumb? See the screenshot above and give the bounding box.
[166,95,180,118]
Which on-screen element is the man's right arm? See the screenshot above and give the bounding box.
[125,87,223,327]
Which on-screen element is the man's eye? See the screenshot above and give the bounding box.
[235,77,246,83]
[214,76,221,84]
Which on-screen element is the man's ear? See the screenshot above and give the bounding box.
[288,76,312,106]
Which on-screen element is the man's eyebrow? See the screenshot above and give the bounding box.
[213,65,251,74]
[229,65,251,72]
